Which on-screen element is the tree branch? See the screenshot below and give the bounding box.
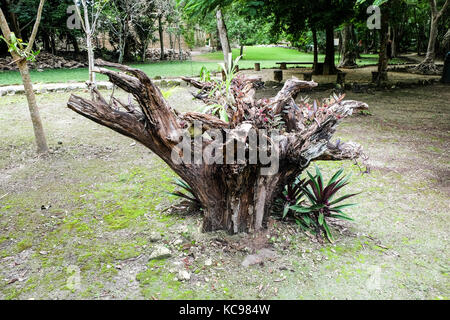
[25,0,45,54]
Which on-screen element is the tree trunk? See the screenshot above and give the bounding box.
[240,44,244,57]
[312,28,319,74]
[390,25,397,58]
[50,34,56,55]
[79,0,96,89]
[338,24,357,68]
[17,60,49,153]
[158,15,165,60]
[0,1,48,155]
[216,9,232,70]
[169,29,174,51]
[68,33,80,58]
[118,36,125,64]
[178,33,182,60]
[415,0,449,74]
[324,25,337,75]
[42,32,51,52]
[67,60,367,234]
[376,6,389,84]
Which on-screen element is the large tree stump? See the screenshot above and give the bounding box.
[67,60,368,234]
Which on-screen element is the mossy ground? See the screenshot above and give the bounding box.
[0,79,448,300]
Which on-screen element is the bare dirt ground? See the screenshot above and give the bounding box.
[0,80,448,299]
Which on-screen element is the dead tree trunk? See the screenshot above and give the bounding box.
[67,60,367,234]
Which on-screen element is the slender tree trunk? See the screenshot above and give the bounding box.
[17,60,49,153]
[423,18,438,63]
[0,3,48,154]
[169,29,174,51]
[323,25,337,75]
[158,15,165,60]
[118,35,126,64]
[216,8,231,70]
[312,28,318,74]
[178,33,182,60]
[80,0,96,89]
[240,44,244,57]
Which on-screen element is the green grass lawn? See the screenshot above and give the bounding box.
[0,46,406,86]
[0,61,220,86]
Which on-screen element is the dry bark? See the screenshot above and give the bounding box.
[67,60,368,234]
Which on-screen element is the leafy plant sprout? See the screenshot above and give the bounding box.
[273,165,359,243]
[0,32,40,62]
[199,53,242,123]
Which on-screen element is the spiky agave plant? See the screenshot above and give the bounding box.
[291,166,359,242]
[167,178,202,209]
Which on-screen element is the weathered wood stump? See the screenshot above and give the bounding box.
[255,63,261,71]
[279,63,287,70]
[67,59,368,234]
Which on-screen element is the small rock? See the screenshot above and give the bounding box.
[149,232,162,242]
[149,245,171,260]
[242,248,276,267]
[204,258,212,266]
[242,254,262,267]
[173,239,183,246]
[168,261,184,273]
[178,270,191,281]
